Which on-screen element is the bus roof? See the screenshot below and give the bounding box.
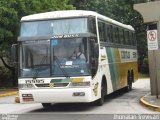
[21,10,134,31]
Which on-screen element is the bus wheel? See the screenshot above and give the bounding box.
[128,81,132,91]
[127,70,134,91]
[42,103,51,108]
[95,82,105,106]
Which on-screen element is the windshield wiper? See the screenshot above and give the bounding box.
[33,55,48,79]
[53,56,70,78]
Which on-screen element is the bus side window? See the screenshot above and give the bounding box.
[114,27,119,44]
[129,31,132,45]
[113,26,116,43]
[124,30,129,45]
[105,24,110,42]
[127,31,130,45]
[88,17,96,35]
[132,32,136,46]
[119,28,123,44]
[131,32,134,46]
[106,24,112,43]
[103,23,107,42]
[98,21,105,42]
[109,25,113,43]
[122,29,125,45]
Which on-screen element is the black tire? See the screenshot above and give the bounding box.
[42,103,52,108]
[127,70,134,91]
[95,83,105,106]
[128,82,132,91]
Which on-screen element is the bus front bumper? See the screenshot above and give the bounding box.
[19,88,94,103]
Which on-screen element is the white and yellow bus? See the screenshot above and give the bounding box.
[18,10,138,107]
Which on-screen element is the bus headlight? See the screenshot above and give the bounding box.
[69,81,90,87]
[19,84,35,89]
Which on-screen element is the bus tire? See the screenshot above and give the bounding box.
[42,103,51,108]
[128,81,132,91]
[127,70,134,91]
[95,80,106,106]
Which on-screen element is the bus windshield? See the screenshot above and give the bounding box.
[20,40,51,78]
[19,38,91,78]
[20,18,88,37]
[51,38,90,77]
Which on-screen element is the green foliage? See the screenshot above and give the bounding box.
[0,0,18,43]
[0,66,12,87]
[0,0,75,86]
[70,0,149,73]
[0,0,75,53]
[0,0,149,78]
[0,0,75,58]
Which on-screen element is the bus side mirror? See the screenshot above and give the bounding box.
[11,44,18,63]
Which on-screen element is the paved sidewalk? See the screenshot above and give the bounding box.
[0,88,18,97]
[140,92,160,112]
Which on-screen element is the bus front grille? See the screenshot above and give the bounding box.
[35,83,69,88]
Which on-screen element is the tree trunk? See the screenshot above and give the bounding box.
[0,56,17,87]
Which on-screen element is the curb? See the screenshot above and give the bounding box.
[0,91,18,97]
[140,96,160,112]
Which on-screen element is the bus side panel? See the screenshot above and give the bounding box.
[106,47,138,91]
[118,48,138,85]
[106,47,120,91]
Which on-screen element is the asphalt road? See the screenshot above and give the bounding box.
[0,79,159,120]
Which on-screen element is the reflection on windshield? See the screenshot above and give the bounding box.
[51,38,90,77]
[19,38,91,78]
[20,41,50,78]
[20,18,88,37]
[22,41,50,68]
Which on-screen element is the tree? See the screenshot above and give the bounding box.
[0,0,74,87]
[70,0,149,73]
[110,0,148,73]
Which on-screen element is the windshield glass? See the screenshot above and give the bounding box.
[19,38,91,78]
[20,40,50,78]
[20,18,88,37]
[51,38,90,77]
